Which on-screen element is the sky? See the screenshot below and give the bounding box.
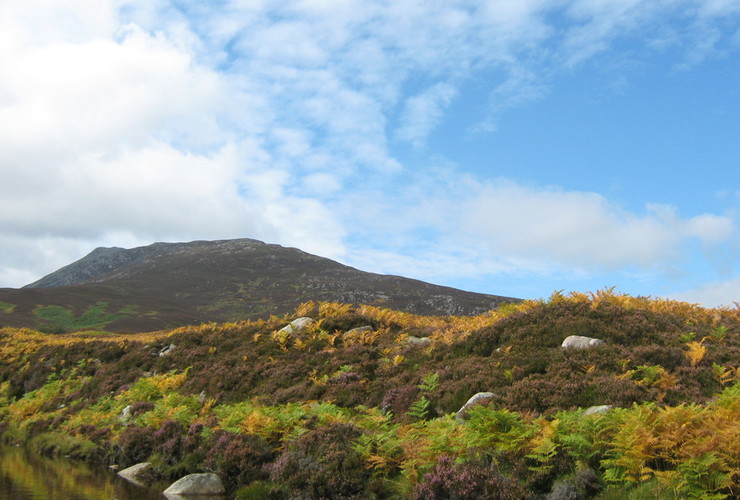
[1,0,739,307]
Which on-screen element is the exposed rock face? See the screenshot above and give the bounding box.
[117,462,152,486]
[278,317,314,335]
[456,392,495,421]
[561,335,605,349]
[163,473,225,496]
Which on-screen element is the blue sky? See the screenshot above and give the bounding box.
[0,0,738,307]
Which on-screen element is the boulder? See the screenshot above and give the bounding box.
[456,392,495,421]
[163,473,225,497]
[278,317,314,335]
[345,326,373,336]
[406,336,432,346]
[117,462,152,486]
[159,343,176,356]
[583,405,613,416]
[118,405,133,422]
[561,335,605,349]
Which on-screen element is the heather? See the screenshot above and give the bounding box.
[0,291,737,499]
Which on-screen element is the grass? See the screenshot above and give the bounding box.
[0,302,15,314]
[33,301,131,333]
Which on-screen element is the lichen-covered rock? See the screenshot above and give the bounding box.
[163,473,225,496]
[117,462,152,486]
[278,317,314,335]
[456,392,495,421]
[561,335,605,349]
[406,336,432,346]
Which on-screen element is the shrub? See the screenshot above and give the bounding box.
[117,425,156,466]
[411,455,526,500]
[270,423,371,499]
[204,431,274,492]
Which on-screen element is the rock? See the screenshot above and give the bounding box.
[456,392,495,421]
[159,343,176,356]
[118,462,152,486]
[583,405,613,416]
[547,480,578,500]
[163,473,225,497]
[561,335,605,349]
[118,405,133,422]
[406,336,432,346]
[345,326,373,336]
[278,317,314,335]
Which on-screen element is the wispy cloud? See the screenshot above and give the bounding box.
[0,0,738,299]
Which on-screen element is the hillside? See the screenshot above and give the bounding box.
[0,291,737,499]
[0,239,518,333]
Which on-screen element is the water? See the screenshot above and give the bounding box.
[0,445,164,500]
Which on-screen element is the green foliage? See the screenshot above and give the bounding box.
[0,294,736,498]
[407,396,432,420]
[418,372,440,393]
[0,301,15,314]
[33,301,130,333]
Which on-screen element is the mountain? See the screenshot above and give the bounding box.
[1,238,519,332]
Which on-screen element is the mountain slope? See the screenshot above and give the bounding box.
[1,239,518,332]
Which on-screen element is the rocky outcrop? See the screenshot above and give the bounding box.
[456,392,495,421]
[163,473,225,497]
[561,335,605,349]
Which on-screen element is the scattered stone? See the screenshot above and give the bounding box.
[345,326,373,336]
[456,392,495,421]
[583,405,613,416]
[278,317,314,335]
[198,390,207,404]
[163,473,225,497]
[118,405,133,422]
[406,336,432,346]
[561,335,605,349]
[159,343,176,356]
[118,462,152,486]
[546,480,578,500]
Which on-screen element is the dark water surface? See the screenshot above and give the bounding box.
[0,445,164,499]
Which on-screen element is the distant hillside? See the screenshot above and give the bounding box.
[1,239,519,332]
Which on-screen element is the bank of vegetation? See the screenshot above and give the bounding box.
[0,290,737,499]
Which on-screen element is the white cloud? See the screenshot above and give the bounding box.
[462,182,734,270]
[670,275,740,307]
[396,82,458,147]
[1,0,738,295]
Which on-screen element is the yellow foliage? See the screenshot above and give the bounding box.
[685,340,707,367]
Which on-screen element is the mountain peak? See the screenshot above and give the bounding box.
[6,238,520,332]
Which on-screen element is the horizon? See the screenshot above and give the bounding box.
[1,1,738,307]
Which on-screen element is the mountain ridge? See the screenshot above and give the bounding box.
[2,238,520,332]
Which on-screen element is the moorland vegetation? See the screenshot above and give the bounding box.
[0,290,737,499]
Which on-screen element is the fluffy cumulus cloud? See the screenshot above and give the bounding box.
[0,0,738,302]
[463,184,734,271]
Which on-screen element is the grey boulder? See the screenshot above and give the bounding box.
[456,392,495,421]
[163,473,225,497]
[561,335,605,349]
[278,317,314,335]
